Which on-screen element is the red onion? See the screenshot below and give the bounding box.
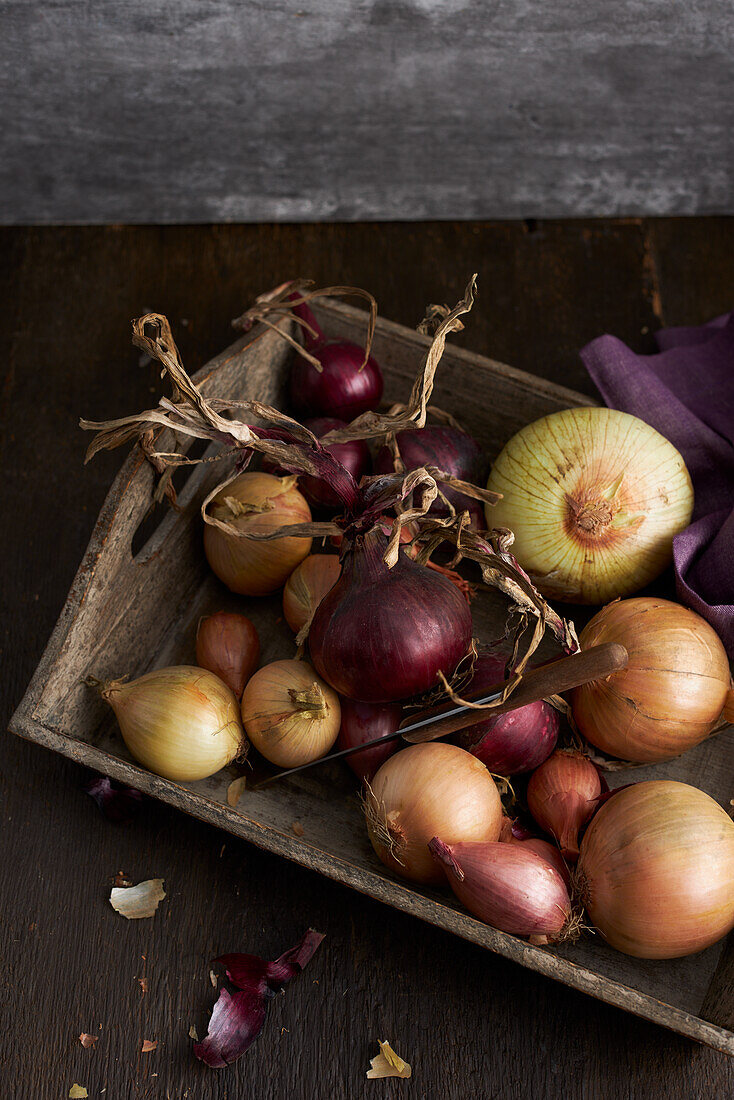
[374,425,484,526]
[453,654,559,774]
[289,298,383,421]
[336,697,402,781]
[299,417,371,510]
[526,750,603,861]
[309,528,473,702]
[429,837,571,941]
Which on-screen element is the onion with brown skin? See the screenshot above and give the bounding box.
[196,612,260,698]
[364,743,503,885]
[578,781,734,959]
[241,659,340,768]
[486,407,694,604]
[526,750,603,862]
[571,597,731,763]
[282,554,341,636]
[204,473,312,596]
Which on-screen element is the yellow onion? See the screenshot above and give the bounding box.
[282,554,341,635]
[486,407,694,604]
[93,666,244,781]
[204,473,312,596]
[578,781,734,958]
[571,597,730,762]
[364,743,503,885]
[241,659,340,768]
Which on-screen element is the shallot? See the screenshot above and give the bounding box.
[526,750,602,861]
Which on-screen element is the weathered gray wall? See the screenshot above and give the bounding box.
[1,0,733,223]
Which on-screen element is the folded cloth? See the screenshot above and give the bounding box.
[581,313,734,657]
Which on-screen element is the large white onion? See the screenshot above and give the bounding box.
[486,407,694,604]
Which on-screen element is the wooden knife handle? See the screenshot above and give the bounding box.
[402,642,628,745]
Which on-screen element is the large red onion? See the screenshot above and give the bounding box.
[299,417,371,510]
[526,750,603,861]
[453,654,559,774]
[374,425,484,526]
[309,528,473,702]
[289,298,383,421]
[336,697,402,781]
[429,837,571,941]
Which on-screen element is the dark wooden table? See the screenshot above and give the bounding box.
[2,220,733,1099]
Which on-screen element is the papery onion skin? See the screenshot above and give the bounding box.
[336,697,402,781]
[453,654,559,774]
[309,529,473,702]
[241,659,340,768]
[282,554,341,635]
[578,781,734,959]
[526,750,602,861]
[204,473,312,596]
[196,612,260,698]
[571,597,731,763]
[99,666,244,781]
[300,418,371,509]
[486,407,694,604]
[374,425,485,526]
[429,837,571,940]
[365,743,503,884]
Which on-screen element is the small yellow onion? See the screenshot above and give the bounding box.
[241,659,340,768]
[578,781,734,959]
[364,743,503,885]
[282,553,341,635]
[486,407,694,604]
[94,666,244,781]
[204,472,312,596]
[571,597,730,762]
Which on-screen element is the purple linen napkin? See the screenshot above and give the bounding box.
[581,314,734,657]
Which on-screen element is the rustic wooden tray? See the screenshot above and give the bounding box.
[10,302,734,1057]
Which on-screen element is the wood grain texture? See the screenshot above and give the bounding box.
[2,220,734,1097]
[2,2,734,223]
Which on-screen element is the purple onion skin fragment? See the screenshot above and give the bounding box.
[84,775,143,822]
[193,929,325,1068]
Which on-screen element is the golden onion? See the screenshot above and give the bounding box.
[282,553,341,635]
[204,472,312,596]
[571,597,730,762]
[241,659,340,768]
[364,743,504,885]
[485,407,694,604]
[578,781,734,959]
[95,666,244,781]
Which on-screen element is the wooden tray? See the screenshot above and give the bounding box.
[10,302,734,1057]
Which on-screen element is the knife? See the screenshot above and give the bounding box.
[251,641,628,789]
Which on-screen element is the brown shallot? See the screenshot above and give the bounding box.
[526,750,602,862]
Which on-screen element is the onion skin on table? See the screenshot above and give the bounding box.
[571,597,731,763]
[485,407,694,604]
[578,781,734,959]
